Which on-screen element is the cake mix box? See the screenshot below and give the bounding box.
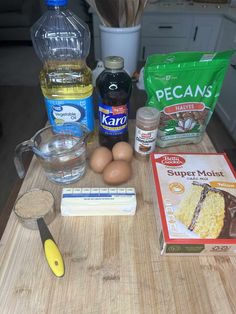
[151,152,236,255]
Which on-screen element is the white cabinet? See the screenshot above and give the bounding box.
[140,14,192,59]
[215,17,236,140]
[92,12,222,61]
[141,37,188,58]
[188,16,222,51]
[216,18,236,49]
[216,62,236,133]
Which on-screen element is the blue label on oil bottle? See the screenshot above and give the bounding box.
[45,96,94,132]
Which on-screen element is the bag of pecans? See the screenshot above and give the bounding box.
[144,50,234,148]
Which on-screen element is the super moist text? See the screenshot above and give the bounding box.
[167,170,224,178]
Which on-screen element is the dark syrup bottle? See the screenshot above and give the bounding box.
[96,56,132,149]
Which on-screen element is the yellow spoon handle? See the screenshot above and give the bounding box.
[44,239,64,277]
[37,218,65,277]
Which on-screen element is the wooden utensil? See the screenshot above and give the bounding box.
[131,0,140,26]
[86,0,110,26]
[119,0,127,27]
[135,0,149,25]
[95,0,119,27]
[125,0,134,27]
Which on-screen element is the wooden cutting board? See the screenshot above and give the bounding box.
[1,121,236,314]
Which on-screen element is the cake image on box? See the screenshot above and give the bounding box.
[175,182,236,239]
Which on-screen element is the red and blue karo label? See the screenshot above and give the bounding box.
[98,103,128,136]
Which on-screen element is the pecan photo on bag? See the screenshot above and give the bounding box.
[159,108,210,135]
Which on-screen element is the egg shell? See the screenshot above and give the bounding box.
[112,141,133,162]
[89,146,113,173]
[103,160,132,185]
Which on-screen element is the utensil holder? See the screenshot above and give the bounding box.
[99,24,141,76]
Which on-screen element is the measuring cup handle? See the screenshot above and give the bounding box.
[14,140,33,179]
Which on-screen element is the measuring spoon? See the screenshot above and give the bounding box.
[14,189,65,278]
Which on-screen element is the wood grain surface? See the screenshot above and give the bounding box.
[1,121,236,314]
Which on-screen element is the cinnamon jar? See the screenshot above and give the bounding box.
[134,107,160,160]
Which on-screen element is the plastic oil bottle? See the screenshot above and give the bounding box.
[31,0,94,132]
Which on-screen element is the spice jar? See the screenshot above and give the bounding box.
[134,107,160,160]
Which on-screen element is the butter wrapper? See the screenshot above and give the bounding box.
[61,187,136,216]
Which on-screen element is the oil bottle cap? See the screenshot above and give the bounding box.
[46,0,68,6]
[104,56,124,70]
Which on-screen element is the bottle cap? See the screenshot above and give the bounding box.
[46,0,68,6]
[136,107,160,125]
[104,56,124,70]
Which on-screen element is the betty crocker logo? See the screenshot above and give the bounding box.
[156,155,185,166]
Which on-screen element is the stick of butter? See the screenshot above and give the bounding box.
[61,187,137,216]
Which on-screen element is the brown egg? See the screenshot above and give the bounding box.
[89,146,113,173]
[103,160,132,185]
[112,141,133,162]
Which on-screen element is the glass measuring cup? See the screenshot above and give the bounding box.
[14,122,89,184]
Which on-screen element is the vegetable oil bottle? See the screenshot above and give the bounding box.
[31,0,94,132]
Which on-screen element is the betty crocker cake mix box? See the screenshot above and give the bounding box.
[150,153,236,255]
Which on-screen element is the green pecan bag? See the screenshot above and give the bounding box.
[144,50,234,147]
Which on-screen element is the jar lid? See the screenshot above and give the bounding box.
[104,56,124,70]
[136,107,160,123]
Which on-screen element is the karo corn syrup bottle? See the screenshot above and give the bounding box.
[96,56,132,149]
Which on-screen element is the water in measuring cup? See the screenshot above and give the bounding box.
[38,134,86,184]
